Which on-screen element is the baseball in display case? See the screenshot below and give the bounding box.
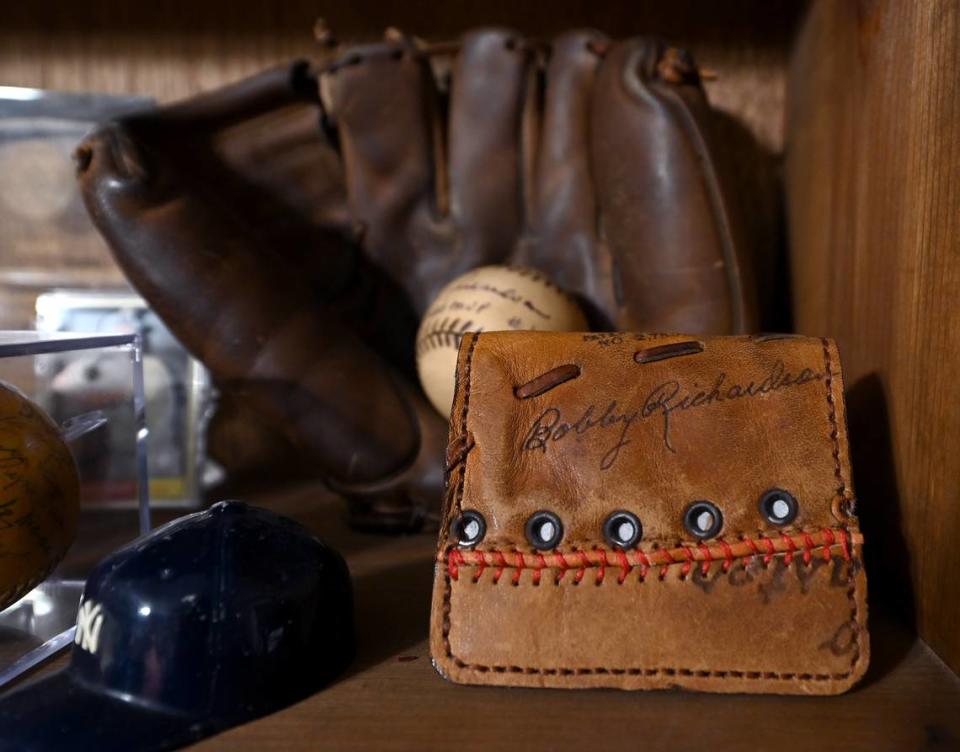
[35,290,212,509]
[0,331,150,690]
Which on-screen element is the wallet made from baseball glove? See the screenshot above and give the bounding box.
[431,332,868,694]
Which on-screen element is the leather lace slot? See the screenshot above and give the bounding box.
[634,340,704,364]
[514,364,581,399]
[750,333,804,342]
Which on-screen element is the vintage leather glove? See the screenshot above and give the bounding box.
[75,29,756,532]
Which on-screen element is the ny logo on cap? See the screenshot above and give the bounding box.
[75,599,105,655]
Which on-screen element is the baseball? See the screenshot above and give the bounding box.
[416,266,588,416]
[0,381,80,611]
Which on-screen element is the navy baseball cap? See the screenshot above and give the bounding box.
[0,501,353,751]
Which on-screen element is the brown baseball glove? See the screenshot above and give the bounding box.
[75,28,756,532]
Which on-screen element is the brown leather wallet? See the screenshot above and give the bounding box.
[430,332,869,694]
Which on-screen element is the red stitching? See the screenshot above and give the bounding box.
[512,552,525,585]
[698,541,713,576]
[837,529,851,561]
[447,529,860,581]
[718,539,734,572]
[533,553,546,586]
[575,550,589,584]
[556,551,572,583]
[760,535,776,565]
[493,550,507,584]
[635,549,651,580]
[822,529,836,562]
[657,548,673,579]
[448,548,463,581]
[616,549,630,584]
[742,535,761,568]
[680,544,695,578]
[596,549,608,585]
[781,533,797,566]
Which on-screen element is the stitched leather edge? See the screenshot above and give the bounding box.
[453,332,480,521]
[440,335,866,684]
[821,338,852,501]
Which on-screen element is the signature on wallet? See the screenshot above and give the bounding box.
[520,360,823,468]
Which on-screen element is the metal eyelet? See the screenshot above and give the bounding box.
[683,501,723,539]
[525,511,563,550]
[603,510,643,549]
[759,489,799,526]
[452,510,486,547]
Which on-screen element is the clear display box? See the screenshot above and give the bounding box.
[36,290,212,509]
[0,331,150,688]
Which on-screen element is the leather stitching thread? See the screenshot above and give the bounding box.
[444,528,857,582]
[453,333,480,519]
[821,338,850,501]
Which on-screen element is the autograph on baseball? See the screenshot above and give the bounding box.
[521,360,823,468]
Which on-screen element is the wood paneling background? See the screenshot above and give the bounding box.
[0,0,799,149]
[787,0,960,675]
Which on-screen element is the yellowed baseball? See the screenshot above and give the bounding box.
[416,266,588,416]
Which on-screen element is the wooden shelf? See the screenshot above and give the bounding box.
[182,485,958,752]
[178,489,960,752]
[5,483,958,751]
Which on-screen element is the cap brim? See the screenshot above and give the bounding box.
[0,669,217,752]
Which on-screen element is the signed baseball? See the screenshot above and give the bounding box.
[0,381,80,611]
[416,266,587,415]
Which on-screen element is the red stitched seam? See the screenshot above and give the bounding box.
[838,529,851,561]
[448,548,463,581]
[616,549,630,584]
[444,530,860,577]
[718,539,734,572]
[512,552,524,586]
[781,532,797,566]
[698,541,713,576]
[760,535,776,565]
[680,545,695,578]
[802,532,815,565]
[821,528,836,562]
[576,550,589,584]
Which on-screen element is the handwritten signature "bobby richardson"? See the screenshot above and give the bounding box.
[521,360,823,469]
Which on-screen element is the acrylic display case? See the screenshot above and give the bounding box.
[35,290,212,509]
[0,331,150,688]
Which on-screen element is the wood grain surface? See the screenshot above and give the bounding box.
[786,0,960,676]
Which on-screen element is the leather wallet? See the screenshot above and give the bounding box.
[430,332,868,694]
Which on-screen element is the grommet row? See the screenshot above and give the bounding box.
[682,489,800,538]
[451,489,801,549]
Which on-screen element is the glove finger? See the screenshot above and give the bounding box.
[448,29,536,267]
[326,42,443,310]
[76,123,424,486]
[591,39,753,333]
[524,30,614,326]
